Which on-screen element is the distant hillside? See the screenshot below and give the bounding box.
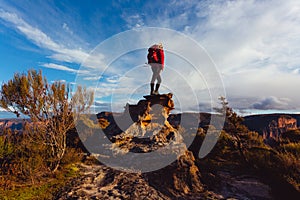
[243,113,300,136]
[2,112,300,138]
[0,118,29,132]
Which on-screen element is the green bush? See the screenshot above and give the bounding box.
[280,143,300,156]
[282,129,300,143]
[0,132,14,159]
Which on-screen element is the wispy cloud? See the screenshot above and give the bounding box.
[196,0,300,74]
[83,76,102,81]
[62,23,73,35]
[42,63,89,74]
[0,8,109,79]
[123,14,145,29]
[50,79,66,84]
[0,9,88,64]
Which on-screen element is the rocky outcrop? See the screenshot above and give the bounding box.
[91,94,205,198]
[111,93,182,154]
[145,150,204,198]
[263,115,297,140]
[243,114,299,140]
[124,93,174,124]
[278,115,297,130]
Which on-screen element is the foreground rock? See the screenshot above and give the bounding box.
[59,163,169,200]
[200,167,273,200]
[58,162,223,200]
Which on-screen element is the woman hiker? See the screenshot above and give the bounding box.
[147,43,164,95]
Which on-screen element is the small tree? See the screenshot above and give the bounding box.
[0,70,94,172]
[215,96,250,163]
[216,96,248,134]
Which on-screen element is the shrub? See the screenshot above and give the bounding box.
[0,70,94,172]
[280,143,300,156]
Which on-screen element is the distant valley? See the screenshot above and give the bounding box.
[2,113,299,141]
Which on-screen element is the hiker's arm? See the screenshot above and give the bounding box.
[160,49,164,69]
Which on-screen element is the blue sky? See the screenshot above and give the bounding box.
[1,0,300,117]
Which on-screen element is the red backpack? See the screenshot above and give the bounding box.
[147,47,159,64]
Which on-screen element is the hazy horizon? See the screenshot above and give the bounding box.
[1,108,300,120]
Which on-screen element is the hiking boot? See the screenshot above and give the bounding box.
[153,90,160,95]
[150,83,155,95]
[154,84,160,95]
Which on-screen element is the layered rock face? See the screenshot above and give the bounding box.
[263,115,298,140]
[113,93,181,152]
[124,93,174,125]
[278,115,297,130]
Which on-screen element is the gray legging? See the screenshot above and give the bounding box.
[150,63,162,84]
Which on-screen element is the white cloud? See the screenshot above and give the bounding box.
[50,79,66,83]
[62,22,73,35]
[122,14,145,29]
[42,63,76,73]
[223,64,300,110]
[0,9,59,49]
[42,63,89,74]
[106,75,121,83]
[194,0,300,74]
[0,9,89,64]
[252,96,290,110]
[83,76,102,81]
[48,49,88,64]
